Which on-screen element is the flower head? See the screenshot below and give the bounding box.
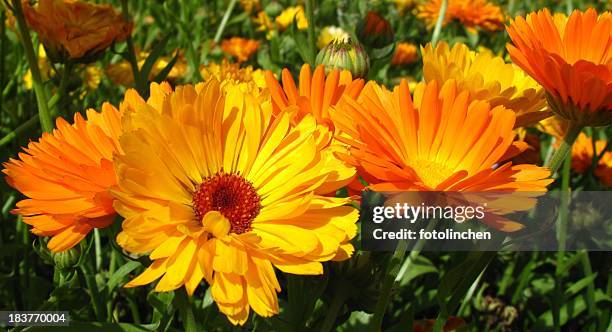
[200,59,267,88]
[315,38,370,78]
[392,42,419,66]
[506,9,612,127]
[317,26,349,49]
[264,64,365,126]
[23,0,132,63]
[3,105,122,252]
[220,37,260,63]
[357,11,395,49]
[417,0,504,32]
[333,79,552,192]
[113,81,357,325]
[275,6,308,30]
[422,42,549,127]
[571,133,612,186]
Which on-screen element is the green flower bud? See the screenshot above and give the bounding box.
[52,246,81,270]
[315,38,370,78]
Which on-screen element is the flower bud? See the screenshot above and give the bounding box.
[356,11,394,49]
[52,246,81,270]
[315,38,370,78]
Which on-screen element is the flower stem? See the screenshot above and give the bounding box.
[213,0,238,44]
[305,0,316,64]
[431,0,448,46]
[553,153,571,331]
[11,0,53,132]
[175,288,198,332]
[321,283,349,332]
[546,122,582,174]
[79,264,106,321]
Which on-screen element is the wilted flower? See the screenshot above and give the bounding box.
[275,5,308,30]
[315,38,370,79]
[357,11,394,49]
[220,37,260,62]
[317,26,349,49]
[22,0,132,63]
[421,42,549,127]
[417,0,505,32]
[391,42,419,66]
[113,81,357,325]
[571,133,611,186]
[3,105,123,252]
[507,9,612,127]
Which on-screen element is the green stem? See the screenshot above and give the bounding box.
[11,0,53,132]
[396,220,437,282]
[175,288,198,332]
[565,0,573,15]
[213,0,238,44]
[94,228,102,272]
[553,153,571,331]
[119,0,144,95]
[321,284,348,332]
[580,251,596,332]
[546,122,582,174]
[0,114,39,147]
[431,0,448,46]
[305,0,316,64]
[80,264,106,321]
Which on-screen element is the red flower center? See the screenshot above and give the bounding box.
[192,172,261,234]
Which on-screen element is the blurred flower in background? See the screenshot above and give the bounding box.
[105,51,187,86]
[417,0,505,32]
[221,37,260,62]
[317,26,349,49]
[394,0,417,15]
[239,0,260,14]
[200,59,267,88]
[571,133,612,186]
[421,42,550,128]
[276,5,308,30]
[22,0,132,63]
[356,11,394,49]
[391,42,419,66]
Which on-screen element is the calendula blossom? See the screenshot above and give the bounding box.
[275,6,308,30]
[333,79,552,231]
[113,80,358,325]
[417,0,504,32]
[506,8,612,127]
[200,59,267,88]
[23,0,132,63]
[571,133,612,187]
[392,42,419,66]
[422,42,550,127]
[2,105,122,252]
[220,37,260,63]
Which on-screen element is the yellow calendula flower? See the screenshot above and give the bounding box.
[199,59,267,88]
[113,80,358,325]
[23,0,132,63]
[317,26,349,49]
[24,45,51,90]
[421,42,550,128]
[394,0,416,14]
[275,6,308,30]
[391,42,419,65]
[105,51,187,86]
[220,37,260,62]
[239,0,260,13]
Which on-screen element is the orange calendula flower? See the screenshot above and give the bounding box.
[2,105,122,252]
[220,37,260,62]
[333,79,552,193]
[22,0,132,63]
[264,64,365,126]
[571,133,612,186]
[506,9,612,127]
[392,42,419,66]
[417,0,505,32]
[113,80,357,325]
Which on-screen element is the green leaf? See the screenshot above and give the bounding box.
[105,261,142,295]
[152,50,180,83]
[534,290,611,329]
[140,35,171,83]
[399,255,438,287]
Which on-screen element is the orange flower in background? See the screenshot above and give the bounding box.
[264,64,365,126]
[417,0,505,32]
[220,37,260,62]
[23,0,132,63]
[112,80,357,324]
[506,9,612,127]
[333,79,552,191]
[2,105,122,252]
[571,133,612,186]
[392,42,419,66]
